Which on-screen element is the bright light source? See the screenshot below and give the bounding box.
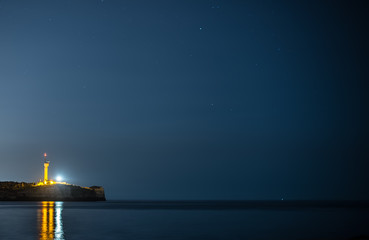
[56,176,63,182]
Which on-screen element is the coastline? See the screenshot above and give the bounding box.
[0,181,105,201]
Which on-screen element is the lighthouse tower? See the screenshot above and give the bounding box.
[43,153,49,184]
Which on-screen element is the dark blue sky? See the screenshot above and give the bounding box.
[0,0,368,200]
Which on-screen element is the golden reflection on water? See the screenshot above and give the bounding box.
[38,201,64,240]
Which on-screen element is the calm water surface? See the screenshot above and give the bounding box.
[0,201,368,240]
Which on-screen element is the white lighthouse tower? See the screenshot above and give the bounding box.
[43,153,50,184]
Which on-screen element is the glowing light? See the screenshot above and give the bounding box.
[56,176,63,182]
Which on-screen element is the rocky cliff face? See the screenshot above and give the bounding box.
[0,182,105,201]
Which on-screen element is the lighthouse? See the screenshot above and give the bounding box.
[43,153,49,184]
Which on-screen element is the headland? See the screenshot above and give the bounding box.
[0,181,105,201]
[0,153,106,201]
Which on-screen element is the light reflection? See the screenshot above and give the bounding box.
[38,201,64,240]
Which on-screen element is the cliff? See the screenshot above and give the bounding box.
[0,182,105,201]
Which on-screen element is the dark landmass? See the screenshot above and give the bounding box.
[0,181,105,201]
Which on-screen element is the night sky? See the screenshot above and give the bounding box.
[0,1,368,200]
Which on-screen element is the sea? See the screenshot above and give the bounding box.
[0,201,368,240]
